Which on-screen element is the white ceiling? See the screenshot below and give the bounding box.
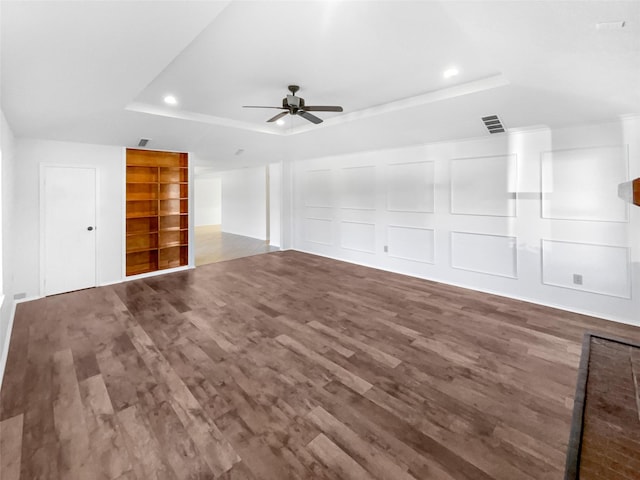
[2,0,639,170]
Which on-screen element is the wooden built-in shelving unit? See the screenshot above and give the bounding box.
[126,149,189,276]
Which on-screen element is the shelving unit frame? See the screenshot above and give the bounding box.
[125,149,189,276]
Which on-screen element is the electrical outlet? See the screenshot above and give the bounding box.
[573,274,583,285]
[384,245,388,253]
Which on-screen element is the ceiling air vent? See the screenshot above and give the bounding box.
[138,138,150,147]
[482,115,505,134]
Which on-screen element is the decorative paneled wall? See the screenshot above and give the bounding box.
[451,232,517,278]
[304,170,333,207]
[450,154,517,217]
[340,221,376,253]
[387,226,434,264]
[340,166,376,210]
[541,146,628,222]
[541,240,631,298]
[293,119,639,325]
[386,161,434,212]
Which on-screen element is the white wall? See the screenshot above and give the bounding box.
[13,139,124,299]
[0,110,16,382]
[220,166,267,240]
[269,162,282,248]
[195,176,221,226]
[292,118,640,325]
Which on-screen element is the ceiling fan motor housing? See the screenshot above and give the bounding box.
[286,95,301,107]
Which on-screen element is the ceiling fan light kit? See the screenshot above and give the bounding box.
[243,85,343,124]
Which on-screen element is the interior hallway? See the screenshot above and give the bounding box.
[195,224,279,266]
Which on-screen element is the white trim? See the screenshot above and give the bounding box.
[126,74,509,137]
[540,238,632,299]
[386,225,435,265]
[540,144,630,223]
[0,296,17,391]
[187,153,195,268]
[385,160,435,214]
[303,217,333,246]
[304,216,334,221]
[121,147,127,282]
[123,265,193,282]
[339,221,376,254]
[449,153,518,218]
[98,279,126,287]
[450,231,519,279]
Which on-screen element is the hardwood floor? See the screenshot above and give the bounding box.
[1,251,640,479]
[195,224,279,266]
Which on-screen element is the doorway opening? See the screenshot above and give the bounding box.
[194,164,280,266]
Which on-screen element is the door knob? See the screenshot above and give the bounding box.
[87,226,94,231]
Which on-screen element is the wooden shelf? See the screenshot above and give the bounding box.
[127,217,158,236]
[158,245,188,270]
[159,167,188,184]
[126,233,158,254]
[126,149,188,276]
[127,183,158,201]
[127,149,188,168]
[159,230,188,249]
[126,250,159,276]
[159,183,188,200]
[127,166,158,183]
[159,214,188,231]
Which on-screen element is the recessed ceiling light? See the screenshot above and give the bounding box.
[164,95,178,105]
[276,119,285,126]
[443,67,459,79]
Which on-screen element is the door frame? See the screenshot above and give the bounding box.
[39,164,99,297]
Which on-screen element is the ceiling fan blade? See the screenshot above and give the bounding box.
[242,106,286,109]
[267,111,289,123]
[298,110,323,124]
[302,106,343,112]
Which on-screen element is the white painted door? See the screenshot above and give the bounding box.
[43,166,97,296]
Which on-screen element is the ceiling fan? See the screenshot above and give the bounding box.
[243,85,343,124]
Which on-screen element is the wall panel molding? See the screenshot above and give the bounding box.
[387,225,435,264]
[541,239,631,298]
[450,154,517,217]
[386,161,435,213]
[303,217,332,246]
[304,169,333,208]
[340,221,376,253]
[541,145,628,222]
[451,231,518,278]
[340,165,376,210]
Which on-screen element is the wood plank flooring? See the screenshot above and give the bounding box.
[2,251,640,479]
[195,224,279,266]
[577,337,640,479]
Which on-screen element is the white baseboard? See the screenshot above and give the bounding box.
[0,297,18,391]
[123,265,192,282]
